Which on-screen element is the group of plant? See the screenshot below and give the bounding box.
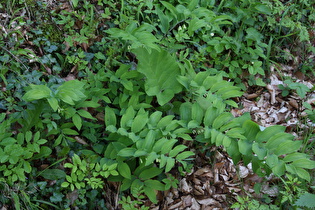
[0,0,314,209]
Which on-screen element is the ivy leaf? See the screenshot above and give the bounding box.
[133,47,182,106]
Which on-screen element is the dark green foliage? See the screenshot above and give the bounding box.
[0,0,314,209]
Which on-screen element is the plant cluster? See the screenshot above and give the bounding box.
[0,0,314,209]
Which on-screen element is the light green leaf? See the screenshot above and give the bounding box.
[117,162,131,179]
[176,151,194,160]
[105,106,116,127]
[47,97,59,111]
[291,159,315,169]
[256,125,286,143]
[131,112,148,133]
[117,148,137,157]
[77,109,95,120]
[165,158,175,173]
[273,140,302,156]
[252,142,267,160]
[22,84,51,101]
[238,139,252,156]
[169,145,187,158]
[265,133,295,151]
[72,114,82,130]
[133,47,182,105]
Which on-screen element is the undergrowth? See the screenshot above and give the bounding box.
[0,0,314,209]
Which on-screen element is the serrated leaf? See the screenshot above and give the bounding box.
[295,193,315,208]
[133,47,182,105]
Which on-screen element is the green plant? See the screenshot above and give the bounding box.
[278,79,310,98]
[231,195,278,210]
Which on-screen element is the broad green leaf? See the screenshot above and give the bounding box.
[256,125,286,143]
[295,167,311,182]
[22,85,51,101]
[133,47,182,105]
[72,114,82,130]
[265,133,295,151]
[238,139,252,156]
[145,152,159,166]
[131,112,148,133]
[105,106,117,127]
[77,109,95,120]
[191,103,204,124]
[176,151,194,160]
[161,139,177,154]
[62,128,79,135]
[120,106,135,128]
[157,115,175,128]
[139,167,163,179]
[266,154,278,168]
[271,160,285,176]
[291,159,315,169]
[273,140,302,156]
[252,142,267,160]
[149,111,163,127]
[212,112,233,129]
[144,180,165,191]
[23,161,32,173]
[242,120,260,140]
[144,186,158,204]
[47,97,59,111]
[165,158,175,173]
[188,17,207,36]
[204,107,219,127]
[40,169,66,180]
[117,148,136,157]
[25,131,32,142]
[169,145,187,158]
[283,152,310,163]
[254,4,272,15]
[117,162,131,179]
[153,138,168,153]
[143,130,156,151]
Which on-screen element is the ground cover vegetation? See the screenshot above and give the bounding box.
[0,0,314,209]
